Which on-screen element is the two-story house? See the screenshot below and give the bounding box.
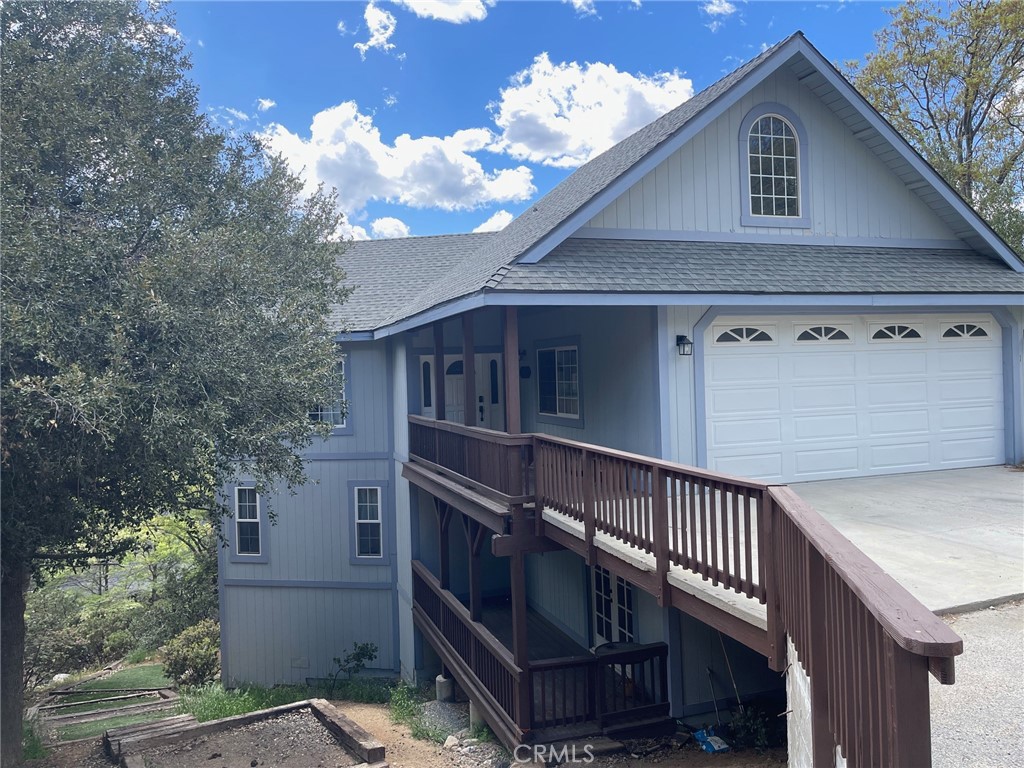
[218,32,1022,766]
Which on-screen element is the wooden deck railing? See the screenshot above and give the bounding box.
[535,435,766,602]
[408,415,533,501]
[529,643,669,730]
[766,486,962,766]
[411,561,524,741]
[407,417,963,765]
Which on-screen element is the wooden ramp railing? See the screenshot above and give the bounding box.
[406,417,963,766]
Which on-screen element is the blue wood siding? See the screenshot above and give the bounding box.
[221,584,394,686]
[305,341,391,455]
[583,68,961,243]
[525,550,589,648]
[519,305,661,456]
[221,338,399,686]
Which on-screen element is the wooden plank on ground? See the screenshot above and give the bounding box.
[47,698,176,725]
[309,699,386,763]
[111,700,311,756]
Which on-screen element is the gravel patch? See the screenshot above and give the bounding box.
[931,600,1024,768]
[420,700,469,735]
[139,708,360,768]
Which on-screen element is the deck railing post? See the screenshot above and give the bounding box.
[652,466,669,606]
[583,449,596,565]
[761,491,786,671]
[885,635,933,767]
[807,544,835,767]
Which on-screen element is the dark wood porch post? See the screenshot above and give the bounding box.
[462,313,476,427]
[463,515,484,622]
[433,321,446,422]
[436,499,452,590]
[509,507,529,667]
[503,307,521,434]
[509,505,530,728]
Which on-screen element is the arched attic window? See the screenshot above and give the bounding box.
[739,104,810,228]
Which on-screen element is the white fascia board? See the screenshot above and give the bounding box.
[369,291,1022,338]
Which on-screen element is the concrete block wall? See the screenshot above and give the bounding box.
[786,636,847,768]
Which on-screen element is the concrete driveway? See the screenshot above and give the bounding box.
[792,465,1024,613]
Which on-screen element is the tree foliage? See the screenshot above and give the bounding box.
[852,0,1024,254]
[1,2,347,763]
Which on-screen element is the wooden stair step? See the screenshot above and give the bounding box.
[602,716,677,739]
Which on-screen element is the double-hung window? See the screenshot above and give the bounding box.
[235,487,261,556]
[538,345,580,419]
[354,486,382,558]
[310,357,346,428]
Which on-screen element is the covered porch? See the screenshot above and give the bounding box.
[401,303,964,765]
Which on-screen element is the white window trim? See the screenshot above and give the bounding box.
[354,485,383,559]
[593,566,635,645]
[793,324,854,344]
[711,325,778,346]
[311,356,347,428]
[868,323,926,343]
[747,113,801,220]
[939,321,991,340]
[234,487,261,557]
[538,344,581,419]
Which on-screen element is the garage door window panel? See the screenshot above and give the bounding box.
[795,325,851,343]
[713,326,776,345]
[941,323,989,339]
[870,324,924,342]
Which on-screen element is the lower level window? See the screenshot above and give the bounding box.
[593,566,635,644]
[355,486,382,558]
[235,487,261,556]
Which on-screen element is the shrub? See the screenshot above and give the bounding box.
[163,620,220,686]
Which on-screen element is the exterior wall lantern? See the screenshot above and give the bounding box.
[675,334,694,356]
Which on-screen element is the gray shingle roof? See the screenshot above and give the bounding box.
[385,35,798,324]
[494,239,1024,295]
[332,232,494,332]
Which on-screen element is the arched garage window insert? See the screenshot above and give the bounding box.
[796,325,851,342]
[871,324,923,341]
[942,323,989,339]
[715,326,775,344]
[739,104,810,228]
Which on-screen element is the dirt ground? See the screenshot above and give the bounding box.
[29,702,786,768]
[140,709,358,768]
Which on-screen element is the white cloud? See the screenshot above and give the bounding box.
[336,219,370,241]
[256,98,276,112]
[370,217,412,239]
[473,209,514,232]
[261,101,535,215]
[336,19,350,35]
[354,3,397,59]
[706,20,724,33]
[393,0,493,23]
[701,0,736,16]
[563,0,597,16]
[197,38,205,48]
[225,107,250,121]
[488,53,694,168]
[383,90,398,107]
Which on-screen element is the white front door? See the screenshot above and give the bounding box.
[419,353,504,430]
[703,314,1004,482]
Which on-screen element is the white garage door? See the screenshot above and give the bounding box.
[704,314,1005,482]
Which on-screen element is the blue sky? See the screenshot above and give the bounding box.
[170,0,893,240]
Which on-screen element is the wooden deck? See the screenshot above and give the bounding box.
[405,415,964,766]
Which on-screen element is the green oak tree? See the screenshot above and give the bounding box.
[0,3,347,763]
[851,0,1024,254]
